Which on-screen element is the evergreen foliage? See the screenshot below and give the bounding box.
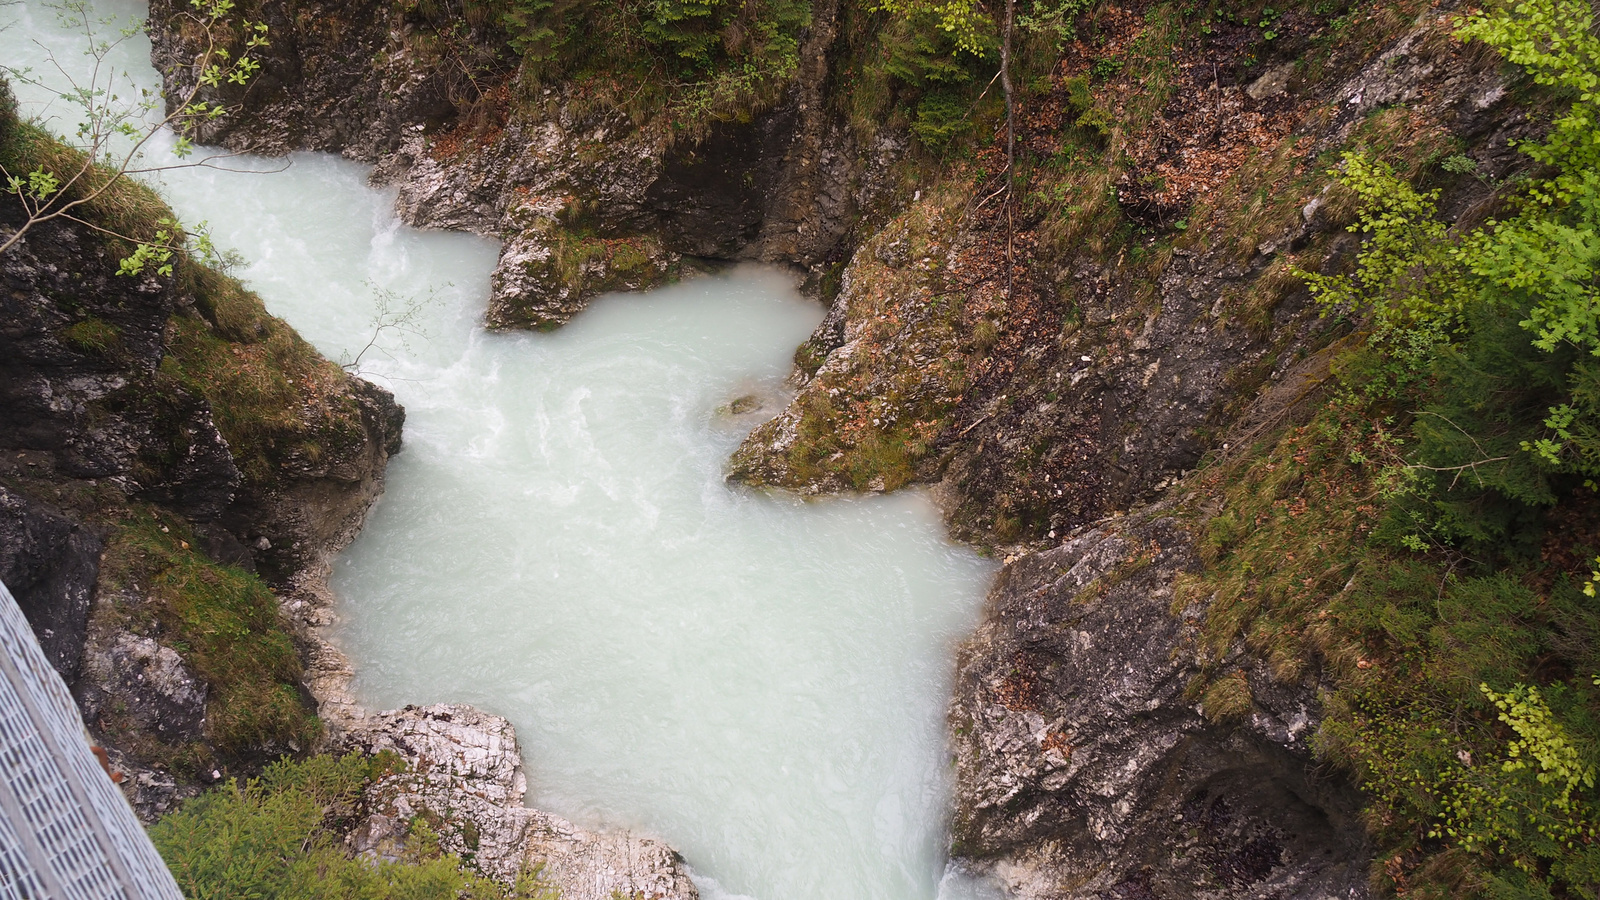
[447,0,814,122]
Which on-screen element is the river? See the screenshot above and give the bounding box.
[0,6,1001,898]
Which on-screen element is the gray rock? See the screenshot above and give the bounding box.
[345,704,699,900]
[0,486,102,681]
[82,633,209,743]
[949,516,1369,900]
[1245,63,1295,101]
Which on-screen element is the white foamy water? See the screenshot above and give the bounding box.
[2,6,1001,899]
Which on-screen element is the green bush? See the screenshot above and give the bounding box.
[911,90,972,146]
[1298,0,1600,553]
[1229,1,1600,893]
[863,0,996,148]
[490,0,811,122]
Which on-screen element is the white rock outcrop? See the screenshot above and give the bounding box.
[343,704,699,900]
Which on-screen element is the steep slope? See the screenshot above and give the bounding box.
[136,0,1600,896]
[0,83,403,813]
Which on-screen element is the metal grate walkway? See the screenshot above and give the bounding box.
[0,578,183,899]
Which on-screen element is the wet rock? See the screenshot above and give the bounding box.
[345,704,699,900]
[720,395,763,416]
[146,0,454,160]
[643,110,798,259]
[350,377,407,460]
[949,516,1369,900]
[134,392,242,522]
[486,223,681,331]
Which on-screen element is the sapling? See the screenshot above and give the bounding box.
[0,0,270,267]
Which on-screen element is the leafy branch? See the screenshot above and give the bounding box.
[338,284,442,380]
[0,0,271,268]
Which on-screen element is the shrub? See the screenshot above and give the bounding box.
[490,0,811,123]
[1205,3,1600,893]
[1296,0,1600,551]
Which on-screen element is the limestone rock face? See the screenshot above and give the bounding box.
[0,219,243,522]
[0,173,405,816]
[345,705,699,900]
[80,633,209,744]
[146,0,882,330]
[950,515,1368,900]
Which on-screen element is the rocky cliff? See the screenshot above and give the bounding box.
[949,512,1370,899]
[134,0,1560,895]
[0,215,393,810]
[147,0,884,328]
[0,96,403,816]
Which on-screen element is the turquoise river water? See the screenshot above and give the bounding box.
[1,6,1002,898]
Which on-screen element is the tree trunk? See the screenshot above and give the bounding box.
[1000,0,1015,298]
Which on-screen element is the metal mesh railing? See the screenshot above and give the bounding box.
[0,578,184,900]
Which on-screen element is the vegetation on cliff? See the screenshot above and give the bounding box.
[391,0,813,127]
[712,0,1600,893]
[151,753,552,899]
[411,0,1600,889]
[1,79,329,773]
[12,0,1600,893]
[1180,1,1600,895]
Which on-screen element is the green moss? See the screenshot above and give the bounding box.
[793,337,831,378]
[61,317,124,355]
[163,270,367,487]
[0,92,181,255]
[99,511,319,764]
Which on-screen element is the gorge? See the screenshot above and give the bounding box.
[5,6,1002,900]
[3,0,1599,897]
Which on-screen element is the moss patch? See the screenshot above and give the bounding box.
[97,509,319,768]
[166,264,369,487]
